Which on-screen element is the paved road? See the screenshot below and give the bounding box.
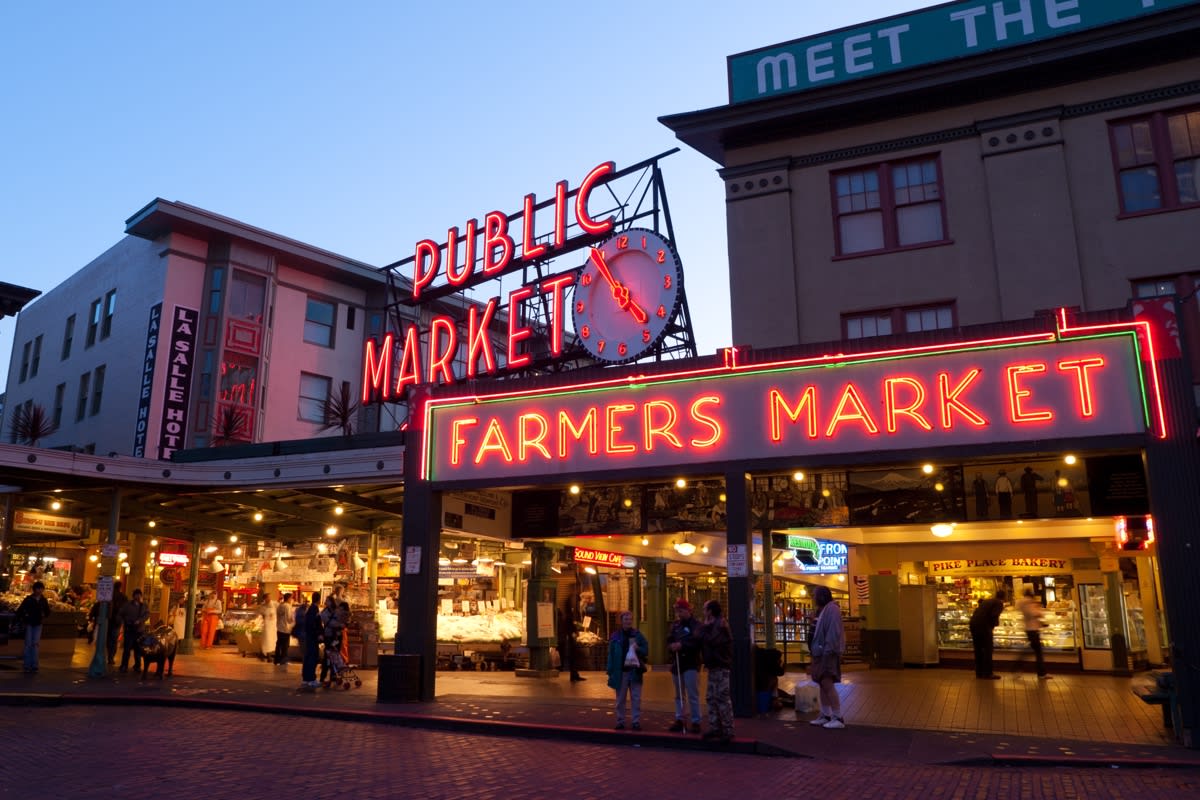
[6,706,1197,800]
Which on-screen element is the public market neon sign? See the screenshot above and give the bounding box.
[420,317,1163,483]
[362,162,615,402]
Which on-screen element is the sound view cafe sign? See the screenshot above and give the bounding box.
[420,322,1161,482]
[361,161,618,402]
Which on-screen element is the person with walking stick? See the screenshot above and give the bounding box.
[666,598,702,733]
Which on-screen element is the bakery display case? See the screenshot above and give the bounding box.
[1079,584,1111,650]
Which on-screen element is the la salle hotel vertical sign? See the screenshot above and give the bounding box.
[157,305,199,460]
[422,323,1162,483]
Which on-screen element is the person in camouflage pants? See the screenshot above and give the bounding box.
[698,600,734,742]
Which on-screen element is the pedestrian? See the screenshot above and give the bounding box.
[807,586,847,729]
[107,580,128,665]
[200,590,223,649]
[605,610,648,731]
[557,596,585,682]
[969,590,1006,679]
[318,600,349,686]
[16,580,51,673]
[117,588,150,674]
[698,599,735,743]
[666,597,702,733]
[300,591,322,689]
[275,592,294,666]
[1017,588,1051,679]
[258,592,277,662]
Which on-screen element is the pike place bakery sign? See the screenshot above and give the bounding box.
[928,558,1071,576]
[421,324,1159,482]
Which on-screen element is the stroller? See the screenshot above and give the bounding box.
[321,629,362,690]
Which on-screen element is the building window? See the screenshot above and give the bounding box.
[844,313,893,340]
[52,383,65,429]
[86,298,101,347]
[304,298,336,347]
[90,365,106,416]
[62,314,75,360]
[229,271,267,322]
[346,306,356,330]
[208,267,225,315]
[101,290,116,340]
[30,335,42,378]
[75,372,90,422]
[833,156,947,256]
[19,341,31,383]
[298,372,331,423]
[1110,107,1200,214]
[844,303,956,340]
[1133,277,1181,298]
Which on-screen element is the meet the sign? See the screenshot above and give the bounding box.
[728,0,1195,104]
[12,509,84,536]
[424,332,1149,483]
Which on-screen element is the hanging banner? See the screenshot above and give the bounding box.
[157,305,199,461]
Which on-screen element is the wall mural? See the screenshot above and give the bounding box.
[751,472,849,529]
[963,459,1090,522]
[847,466,965,526]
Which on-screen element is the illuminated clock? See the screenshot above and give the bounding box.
[571,228,683,364]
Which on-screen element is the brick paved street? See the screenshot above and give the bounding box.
[5,706,1198,800]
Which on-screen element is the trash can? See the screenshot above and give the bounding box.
[377,654,422,703]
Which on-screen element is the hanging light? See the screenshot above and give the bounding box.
[792,471,805,482]
[325,526,338,536]
[149,538,159,547]
[50,500,62,511]
[640,536,649,546]
[253,512,264,522]
[922,464,935,474]
[569,484,581,495]
[700,544,709,554]
[675,478,687,489]
[147,520,156,528]
[674,537,697,556]
[353,553,367,570]
[584,566,597,575]
[210,555,226,573]
[624,498,633,508]
[334,505,344,516]
[229,534,238,543]
[930,523,954,538]
[1064,454,1077,465]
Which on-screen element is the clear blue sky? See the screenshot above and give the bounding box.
[0,1,928,392]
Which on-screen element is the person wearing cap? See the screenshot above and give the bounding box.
[666,598,702,733]
[16,581,51,673]
[117,588,150,674]
[698,599,735,743]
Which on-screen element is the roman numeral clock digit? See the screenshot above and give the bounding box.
[571,228,682,364]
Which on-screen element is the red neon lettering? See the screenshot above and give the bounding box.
[540,273,574,357]
[938,369,988,428]
[1006,363,1054,422]
[518,413,551,461]
[554,180,568,248]
[361,334,393,404]
[825,383,880,437]
[884,376,932,433]
[395,325,422,394]
[643,400,683,451]
[690,396,723,448]
[427,315,458,384]
[474,418,514,464]
[506,285,535,370]
[445,221,477,287]
[1057,357,1105,418]
[558,408,598,457]
[465,298,499,378]
[521,194,547,261]
[605,403,637,453]
[575,162,615,236]
[768,387,818,441]
[450,417,478,466]
[412,239,440,300]
[483,212,514,276]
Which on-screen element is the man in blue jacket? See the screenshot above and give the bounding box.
[666,598,702,732]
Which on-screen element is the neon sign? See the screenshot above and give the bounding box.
[570,547,637,569]
[362,162,617,403]
[423,323,1155,483]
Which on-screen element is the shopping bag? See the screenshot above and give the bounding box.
[794,680,820,714]
[624,641,640,668]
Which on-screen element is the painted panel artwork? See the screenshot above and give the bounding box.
[847,466,965,526]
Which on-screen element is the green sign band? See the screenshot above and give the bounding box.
[728,0,1198,104]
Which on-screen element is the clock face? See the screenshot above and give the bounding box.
[571,228,683,364]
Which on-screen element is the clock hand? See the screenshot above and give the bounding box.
[588,248,649,324]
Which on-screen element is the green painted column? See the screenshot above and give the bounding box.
[525,542,557,673]
[176,537,201,655]
[88,488,121,678]
[642,557,668,664]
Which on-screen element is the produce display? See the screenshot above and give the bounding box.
[436,610,524,642]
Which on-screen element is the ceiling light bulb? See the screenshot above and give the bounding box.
[673,540,697,556]
[334,506,344,515]
[147,520,156,528]
[254,512,263,522]
[930,523,954,538]
[149,538,158,547]
[118,552,128,561]
[675,478,687,489]
[51,500,62,510]
[89,554,98,563]
[233,547,242,557]
[1064,454,1077,465]
[641,537,649,546]
[701,544,709,554]
[229,534,238,543]
[922,464,935,474]
[719,493,726,503]
[792,471,805,482]
[205,545,218,554]
[624,498,633,508]
[326,526,338,536]
[569,484,581,495]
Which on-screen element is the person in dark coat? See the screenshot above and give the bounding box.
[300,591,323,689]
[107,580,128,665]
[969,590,1006,679]
[557,598,584,682]
[605,611,648,730]
[698,600,735,742]
[117,588,150,673]
[666,598,702,732]
[17,581,51,673]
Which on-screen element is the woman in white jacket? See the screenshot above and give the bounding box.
[807,585,847,729]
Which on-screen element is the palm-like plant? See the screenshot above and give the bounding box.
[8,403,55,446]
[211,405,249,446]
[322,383,358,436]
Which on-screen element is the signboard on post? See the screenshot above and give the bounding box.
[727,544,748,578]
[96,576,114,603]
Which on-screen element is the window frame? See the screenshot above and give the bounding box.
[86,298,101,348]
[62,314,75,360]
[1109,105,1200,217]
[842,302,958,340]
[90,365,106,416]
[100,290,116,340]
[52,383,65,429]
[19,341,31,383]
[298,371,332,424]
[830,154,951,258]
[303,297,336,348]
[75,372,91,422]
